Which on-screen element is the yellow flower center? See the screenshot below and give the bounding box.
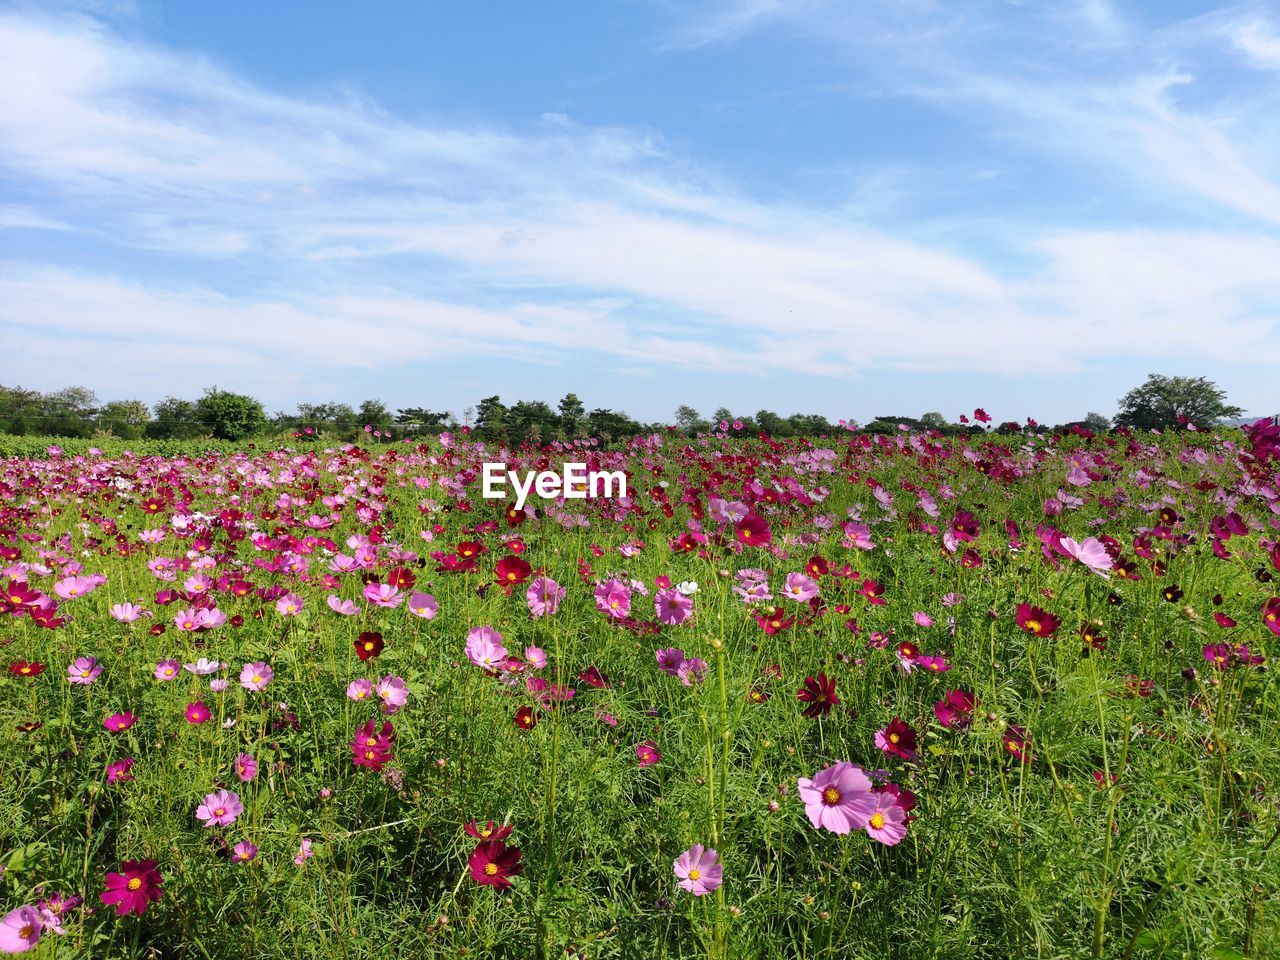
[18,924,33,939]
[822,786,841,805]
[484,863,499,876]
[1026,619,1041,633]
[214,807,225,817]
[889,733,900,744]
[688,868,701,881]
[869,813,885,830]
[127,878,143,891]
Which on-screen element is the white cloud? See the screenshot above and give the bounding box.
[1232,19,1280,67]
[0,7,1278,398]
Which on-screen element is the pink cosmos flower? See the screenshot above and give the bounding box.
[326,595,361,616]
[196,789,243,827]
[656,647,685,675]
[407,592,439,619]
[54,575,96,599]
[239,661,273,691]
[347,678,375,702]
[782,572,819,602]
[933,689,976,729]
[524,646,547,669]
[110,602,146,623]
[0,905,42,953]
[654,587,694,625]
[376,675,409,714]
[106,757,135,784]
[67,657,102,685]
[797,761,876,834]
[235,753,258,782]
[294,838,315,865]
[594,579,632,619]
[526,577,566,618]
[864,791,909,845]
[673,845,723,896]
[362,582,402,608]
[465,626,507,670]
[232,841,258,863]
[275,593,304,616]
[154,659,181,681]
[1059,536,1112,577]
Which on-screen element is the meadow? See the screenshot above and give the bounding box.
[1,421,1278,959]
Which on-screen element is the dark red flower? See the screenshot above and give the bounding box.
[513,705,537,730]
[797,672,838,718]
[8,660,46,678]
[354,631,384,661]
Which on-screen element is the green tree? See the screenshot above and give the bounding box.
[1114,374,1244,430]
[674,405,704,433]
[1083,412,1111,432]
[146,397,204,439]
[475,396,508,440]
[195,388,266,440]
[711,406,734,426]
[755,409,783,435]
[97,400,151,439]
[919,411,948,431]
[0,385,45,435]
[557,393,586,437]
[358,399,394,434]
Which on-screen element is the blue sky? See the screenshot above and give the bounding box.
[2,0,1279,425]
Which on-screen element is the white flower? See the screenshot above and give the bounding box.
[676,580,699,596]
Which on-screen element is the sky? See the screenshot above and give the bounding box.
[2,0,1279,425]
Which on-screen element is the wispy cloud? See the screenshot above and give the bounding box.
[1,5,1278,412]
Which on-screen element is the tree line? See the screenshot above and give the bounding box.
[0,375,1258,443]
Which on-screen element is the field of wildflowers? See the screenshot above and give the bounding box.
[1,420,1278,959]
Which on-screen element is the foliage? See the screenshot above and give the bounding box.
[1114,375,1245,430]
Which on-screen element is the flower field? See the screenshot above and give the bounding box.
[2,422,1279,959]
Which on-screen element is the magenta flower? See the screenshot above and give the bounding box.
[635,740,661,767]
[106,757,135,784]
[656,648,685,675]
[104,711,137,732]
[196,788,243,827]
[185,701,211,724]
[235,753,258,782]
[673,845,723,896]
[67,657,102,685]
[347,678,375,702]
[654,587,694,625]
[797,761,876,834]
[594,579,632,619]
[933,689,976,729]
[239,661,273,691]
